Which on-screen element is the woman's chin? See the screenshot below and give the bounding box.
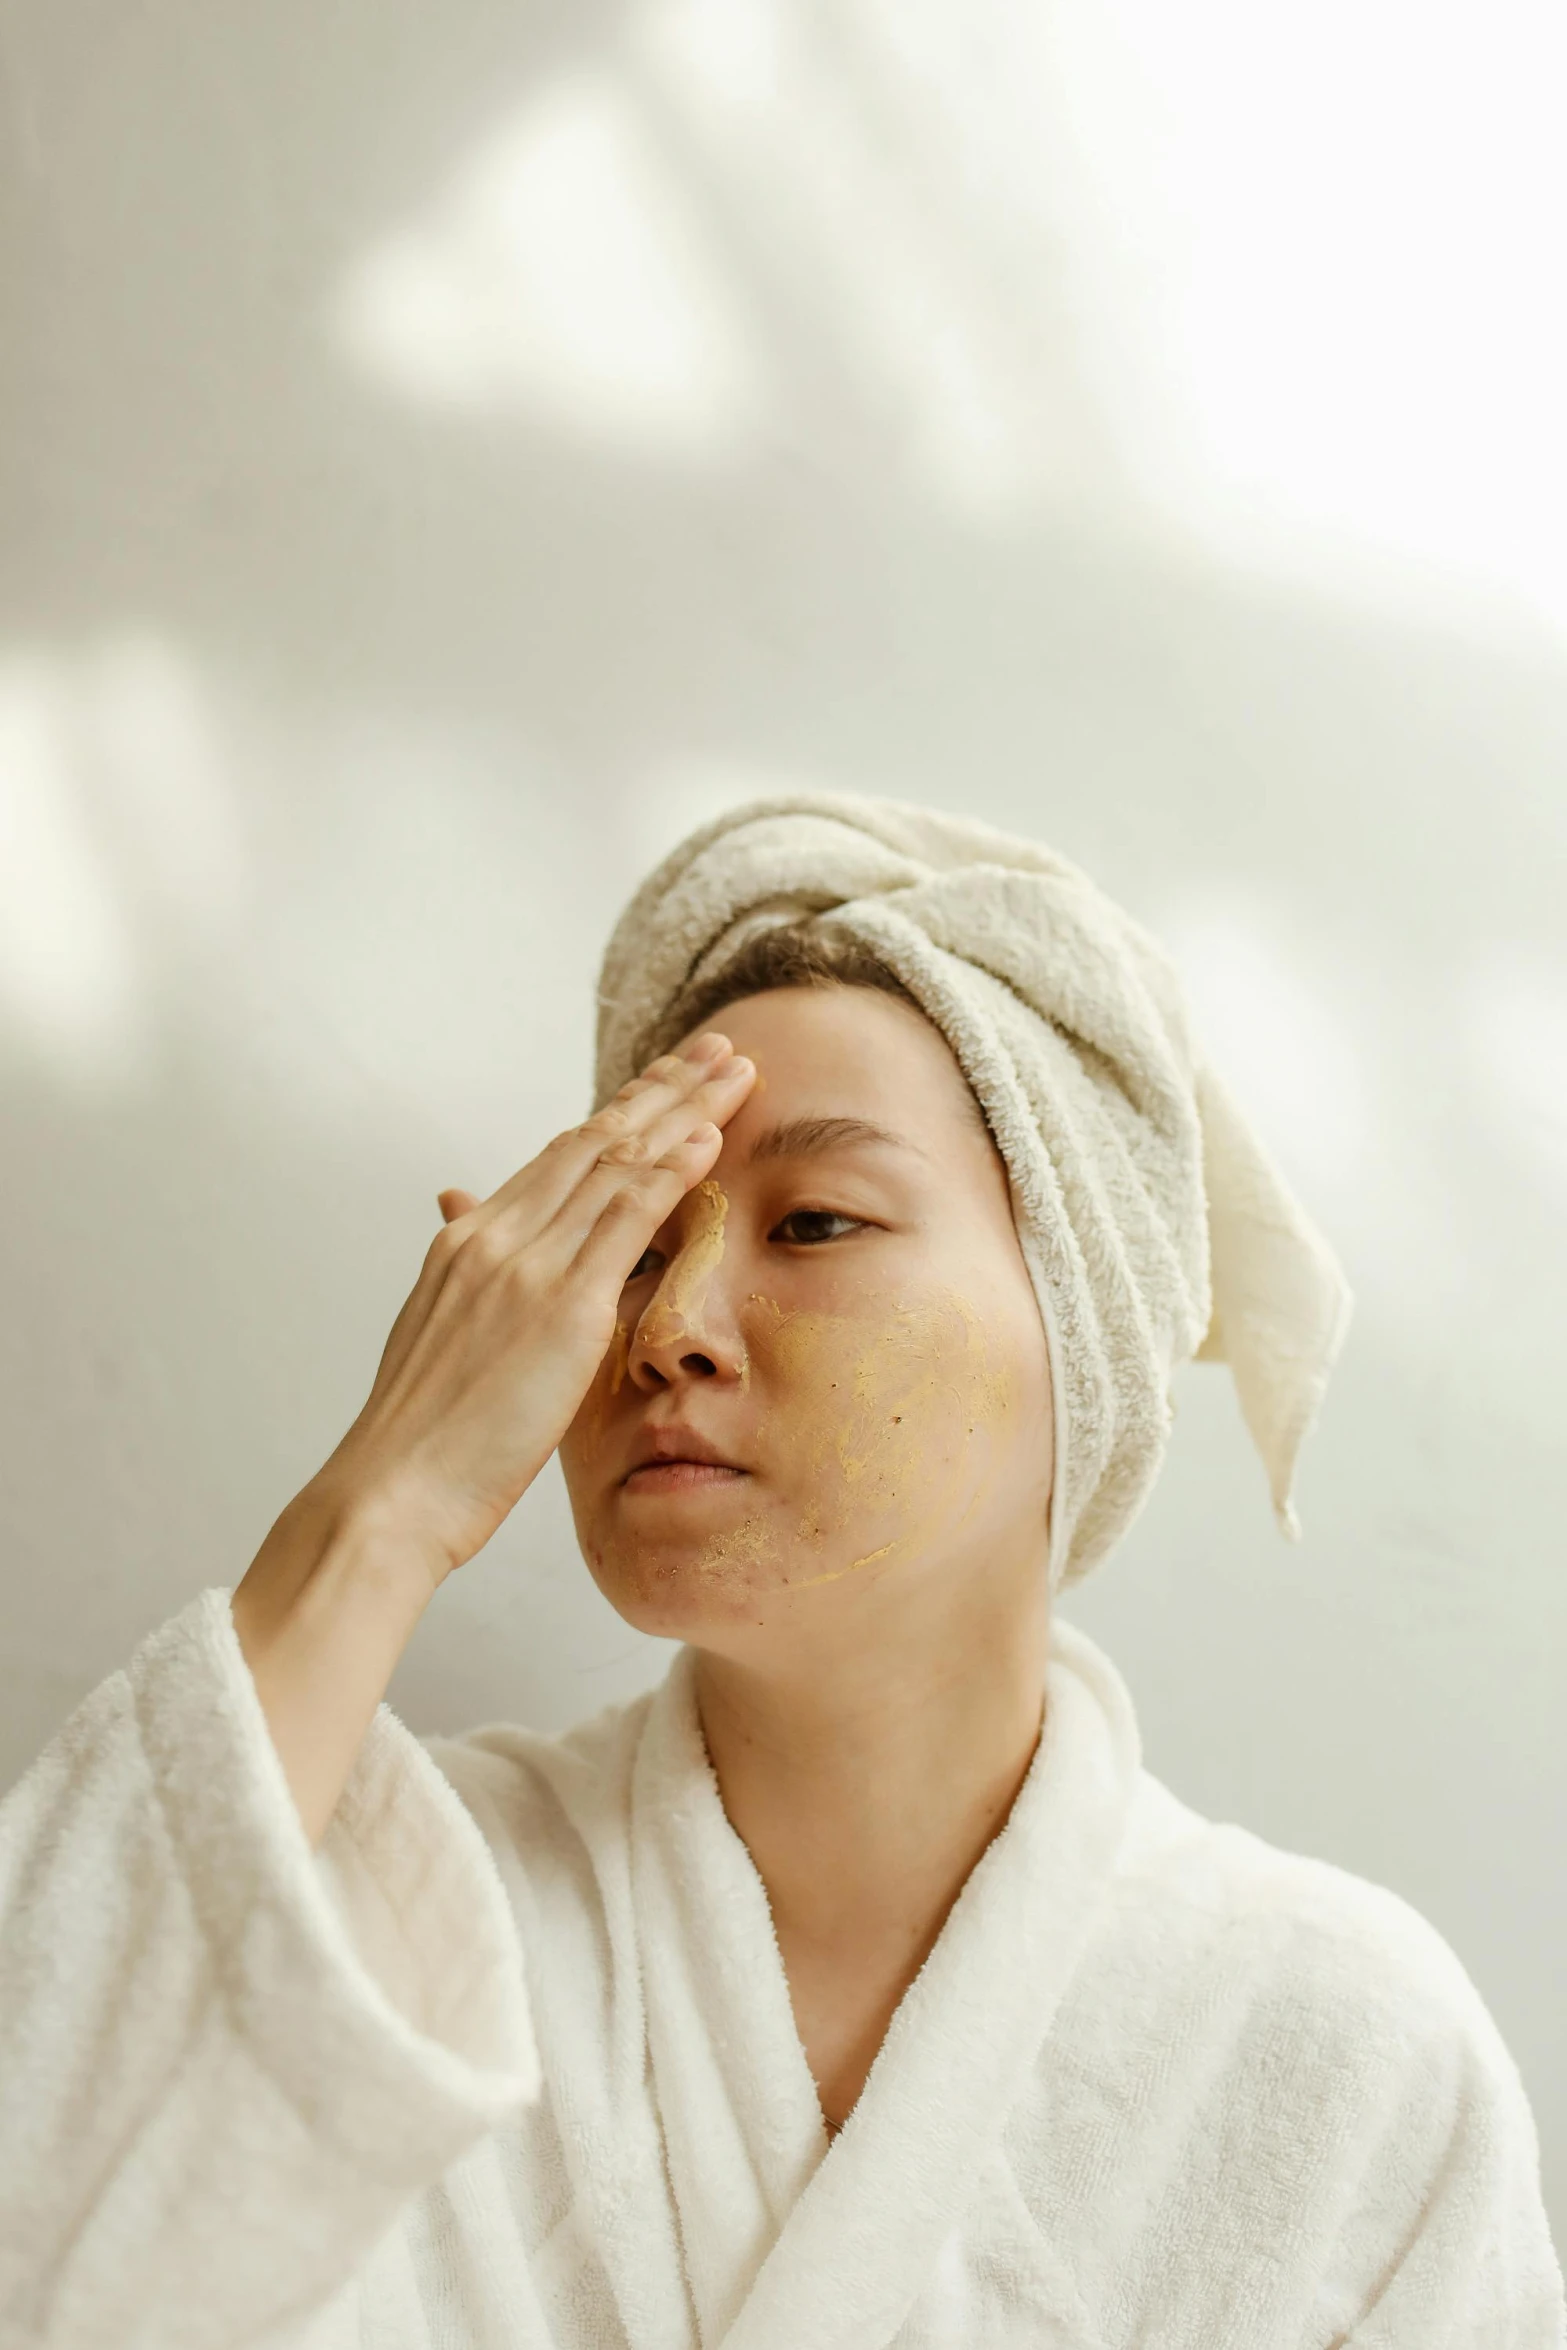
[582,1496,796,1635]
[577,1480,937,1642]
[592,1568,781,1641]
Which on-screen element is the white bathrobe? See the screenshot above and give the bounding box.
[0,1589,1561,2350]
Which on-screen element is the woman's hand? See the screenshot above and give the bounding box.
[312,1028,756,1578]
[231,1029,755,1843]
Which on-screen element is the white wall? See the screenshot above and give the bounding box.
[2,0,1564,2246]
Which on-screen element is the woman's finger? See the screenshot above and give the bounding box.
[536,1054,754,1261]
[571,1125,724,1291]
[437,1187,481,1224]
[475,1032,734,1244]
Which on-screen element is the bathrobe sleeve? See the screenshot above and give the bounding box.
[1334,1947,1567,2349]
[0,1586,539,2350]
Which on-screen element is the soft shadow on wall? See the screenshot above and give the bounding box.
[1,0,1564,2230]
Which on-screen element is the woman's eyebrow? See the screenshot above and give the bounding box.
[744,1114,927,1164]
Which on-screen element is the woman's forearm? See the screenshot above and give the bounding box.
[231,1480,441,1847]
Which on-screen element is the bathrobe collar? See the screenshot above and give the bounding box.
[629,1615,1142,2350]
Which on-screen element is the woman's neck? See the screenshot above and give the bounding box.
[690,1563,1051,2127]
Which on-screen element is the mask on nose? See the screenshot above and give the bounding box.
[635,1182,731,1364]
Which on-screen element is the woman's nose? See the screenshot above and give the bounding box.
[626,1208,747,1392]
[627,1280,748,1389]
[628,1322,744,1390]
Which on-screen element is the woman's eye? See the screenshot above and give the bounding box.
[770,1209,863,1246]
[625,1247,664,1283]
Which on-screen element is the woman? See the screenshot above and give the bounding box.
[1,794,1561,2350]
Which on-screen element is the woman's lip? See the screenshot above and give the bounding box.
[622,1460,749,1493]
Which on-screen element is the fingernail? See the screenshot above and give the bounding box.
[687,1031,729,1061]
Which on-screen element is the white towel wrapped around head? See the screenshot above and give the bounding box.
[594,792,1354,1593]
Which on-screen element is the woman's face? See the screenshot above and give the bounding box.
[559,984,1054,1645]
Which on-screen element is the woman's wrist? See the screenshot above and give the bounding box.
[244,1471,447,1625]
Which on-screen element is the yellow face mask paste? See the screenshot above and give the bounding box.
[686,1285,1021,1592]
[636,1180,729,1354]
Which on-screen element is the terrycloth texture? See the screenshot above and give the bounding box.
[3,1593,1563,2348]
[0,1590,537,2350]
[593,792,1356,1590]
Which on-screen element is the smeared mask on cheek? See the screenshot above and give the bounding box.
[690,1284,1024,1592]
